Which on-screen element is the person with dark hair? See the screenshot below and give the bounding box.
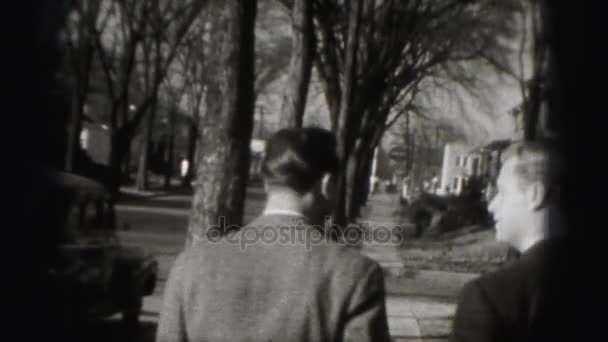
[451,141,586,342]
[157,127,391,342]
[261,127,340,224]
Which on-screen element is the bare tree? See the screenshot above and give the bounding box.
[254,0,293,100]
[170,19,210,187]
[523,0,550,140]
[134,11,204,191]
[313,0,522,223]
[279,0,315,128]
[62,0,106,171]
[94,0,207,192]
[181,58,206,187]
[186,0,257,246]
[158,46,199,188]
[481,0,552,141]
[135,15,164,190]
[333,0,363,226]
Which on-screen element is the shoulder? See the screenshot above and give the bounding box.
[484,240,561,285]
[458,277,486,305]
[458,250,544,312]
[345,249,382,275]
[323,245,383,283]
[167,252,189,277]
[168,247,214,276]
[476,250,541,290]
[465,267,522,307]
[319,246,385,307]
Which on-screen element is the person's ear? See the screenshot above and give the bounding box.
[525,182,546,210]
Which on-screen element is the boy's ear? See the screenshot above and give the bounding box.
[526,181,547,210]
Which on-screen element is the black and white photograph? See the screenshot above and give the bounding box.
[3,1,605,341]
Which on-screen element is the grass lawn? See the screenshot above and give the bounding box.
[398,225,513,274]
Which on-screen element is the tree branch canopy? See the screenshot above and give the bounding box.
[312,0,521,222]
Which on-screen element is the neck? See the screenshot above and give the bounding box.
[263,189,306,216]
[518,230,546,253]
[517,208,552,253]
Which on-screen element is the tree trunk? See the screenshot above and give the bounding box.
[357,145,376,208]
[524,0,550,141]
[182,118,198,187]
[122,143,131,183]
[64,90,84,172]
[404,111,412,176]
[135,106,156,191]
[107,81,163,193]
[108,132,123,196]
[106,101,122,194]
[279,0,313,128]
[333,0,363,228]
[64,53,94,172]
[164,108,177,188]
[186,0,257,248]
[350,132,379,221]
[64,5,97,172]
[350,147,368,220]
[315,60,341,132]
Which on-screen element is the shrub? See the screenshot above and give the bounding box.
[395,186,492,238]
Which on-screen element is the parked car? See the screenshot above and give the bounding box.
[46,171,157,327]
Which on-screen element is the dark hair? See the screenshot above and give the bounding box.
[262,127,339,193]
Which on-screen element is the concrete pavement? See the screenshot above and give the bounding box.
[359,193,479,341]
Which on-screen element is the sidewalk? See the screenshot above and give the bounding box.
[360,193,479,340]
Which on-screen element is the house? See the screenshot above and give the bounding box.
[439,140,511,196]
[439,143,470,195]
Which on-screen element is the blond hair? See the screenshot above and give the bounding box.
[502,141,562,203]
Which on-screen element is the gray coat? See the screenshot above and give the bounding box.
[156,214,391,342]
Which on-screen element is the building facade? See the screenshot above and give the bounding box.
[439,143,471,195]
[439,140,510,196]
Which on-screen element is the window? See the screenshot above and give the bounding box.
[456,156,461,166]
[472,157,480,175]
